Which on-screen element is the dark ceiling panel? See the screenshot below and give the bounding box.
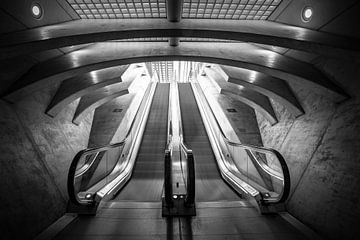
[0,56,38,96]
[0,0,73,28]
[0,8,26,34]
[31,49,64,62]
[284,50,317,63]
[320,2,360,39]
[275,0,358,30]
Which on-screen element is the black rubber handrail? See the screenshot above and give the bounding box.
[67,83,154,206]
[177,84,196,207]
[184,151,195,207]
[192,82,290,204]
[164,150,173,207]
[164,84,174,207]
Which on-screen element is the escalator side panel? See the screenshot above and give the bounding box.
[114,83,170,201]
[178,83,239,201]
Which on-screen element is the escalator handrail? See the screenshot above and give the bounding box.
[164,83,173,207]
[192,82,290,204]
[184,151,195,206]
[68,82,155,206]
[164,150,173,207]
[176,84,195,206]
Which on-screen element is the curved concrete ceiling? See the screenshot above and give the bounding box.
[46,65,130,117]
[46,64,145,117]
[4,42,347,102]
[72,81,132,125]
[206,65,304,117]
[0,19,358,59]
[203,71,277,125]
[222,88,277,125]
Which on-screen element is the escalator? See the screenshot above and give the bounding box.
[113,83,169,201]
[178,83,240,201]
[54,81,311,240]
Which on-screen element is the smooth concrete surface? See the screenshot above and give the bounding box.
[197,76,263,146]
[1,19,359,59]
[87,94,135,148]
[221,90,277,125]
[214,64,304,116]
[257,56,360,239]
[72,68,146,125]
[4,42,347,101]
[0,83,92,239]
[72,86,129,125]
[204,68,278,125]
[109,77,151,144]
[46,65,130,117]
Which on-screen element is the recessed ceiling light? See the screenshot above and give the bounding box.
[301,6,313,22]
[31,3,43,19]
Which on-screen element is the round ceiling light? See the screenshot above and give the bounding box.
[31,3,43,19]
[301,6,313,22]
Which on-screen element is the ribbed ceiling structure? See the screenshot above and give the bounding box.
[67,0,282,20]
[0,0,357,125]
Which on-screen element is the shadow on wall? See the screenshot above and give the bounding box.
[0,82,93,239]
[256,56,360,240]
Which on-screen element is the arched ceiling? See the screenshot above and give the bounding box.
[0,0,358,125]
[0,19,358,59]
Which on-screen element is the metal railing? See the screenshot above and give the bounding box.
[191,82,290,206]
[67,82,157,207]
[164,83,173,208]
[176,84,195,207]
[163,83,196,211]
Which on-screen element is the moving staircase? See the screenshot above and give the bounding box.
[54,81,311,240]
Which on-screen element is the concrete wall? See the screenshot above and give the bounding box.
[256,56,360,239]
[0,83,93,239]
[89,76,150,147]
[215,94,263,146]
[88,94,135,147]
[198,76,263,146]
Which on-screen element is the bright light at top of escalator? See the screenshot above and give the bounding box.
[149,61,203,83]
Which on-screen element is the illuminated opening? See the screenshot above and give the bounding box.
[31,3,43,19]
[301,6,313,22]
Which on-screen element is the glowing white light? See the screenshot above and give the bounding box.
[304,9,312,18]
[302,6,313,22]
[31,3,42,18]
[248,71,258,83]
[89,71,100,83]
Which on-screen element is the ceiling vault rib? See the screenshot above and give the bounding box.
[0,19,358,60]
[2,42,348,103]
